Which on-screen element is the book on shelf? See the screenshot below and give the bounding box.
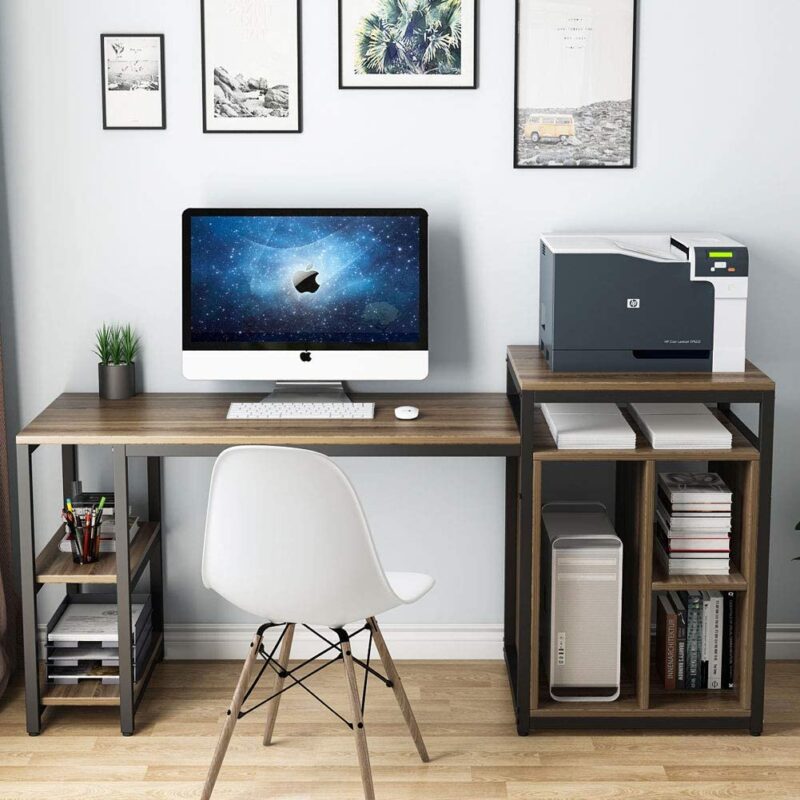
[540,403,636,450]
[655,590,735,692]
[722,591,737,689]
[669,592,687,689]
[658,473,733,504]
[656,593,678,690]
[683,591,704,690]
[657,503,731,532]
[58,517,140,553]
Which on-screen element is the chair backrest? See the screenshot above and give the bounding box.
[202,446,401,628]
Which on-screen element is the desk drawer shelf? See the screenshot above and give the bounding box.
[36,522,161,585]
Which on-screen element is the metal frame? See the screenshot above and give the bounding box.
[17,435,511,736]
[504,356,776,735]
[17,443,166,736]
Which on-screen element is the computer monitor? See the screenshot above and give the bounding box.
[182,209,429,391]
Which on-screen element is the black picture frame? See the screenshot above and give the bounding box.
[101,34,166,130]
[200,0,303,134]
[338,0,479,90]
[514,0,638,169]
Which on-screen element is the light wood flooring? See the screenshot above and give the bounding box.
[1,660,800,799]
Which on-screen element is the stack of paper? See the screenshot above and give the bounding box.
[655,472,733,575]
[46,597,153,685]
[629,403,732,450]
[541,403,636,450]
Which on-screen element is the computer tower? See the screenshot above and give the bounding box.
[542,503,623,702]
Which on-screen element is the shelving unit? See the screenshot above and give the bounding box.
[504,345,775,735]
[15,439,165,736]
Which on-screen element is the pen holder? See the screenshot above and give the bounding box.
[70,519,101,565]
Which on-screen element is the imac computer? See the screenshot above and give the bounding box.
[182,208,428,405]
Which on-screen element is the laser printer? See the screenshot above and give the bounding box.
[539,233,749,372]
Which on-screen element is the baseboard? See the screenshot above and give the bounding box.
[163,623,504,660]
[37,622,800,660]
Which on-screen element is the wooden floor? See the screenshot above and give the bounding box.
[1,660,800,799]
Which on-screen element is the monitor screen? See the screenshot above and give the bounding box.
[183,209,427,350]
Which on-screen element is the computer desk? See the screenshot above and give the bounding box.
[16,392,521,735]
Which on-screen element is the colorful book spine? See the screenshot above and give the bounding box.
[708,592,723,689]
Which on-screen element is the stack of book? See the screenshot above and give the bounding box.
[58,492,139,553]
[46,595,153,685]
[656,590,736,690]
[541,403,636,450]
[629,403,733,450]
[656,472,732,576]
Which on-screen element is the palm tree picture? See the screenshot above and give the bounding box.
[339,0,477,88]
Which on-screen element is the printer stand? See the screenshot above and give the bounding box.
[504,346,775,736]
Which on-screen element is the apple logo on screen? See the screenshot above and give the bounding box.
[293,265,320,294]
[300,351,312,362]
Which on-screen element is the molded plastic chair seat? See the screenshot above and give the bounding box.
[200,446,434,800]
[386,572,436,604]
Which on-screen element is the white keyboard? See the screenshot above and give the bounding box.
[227,402,376,420]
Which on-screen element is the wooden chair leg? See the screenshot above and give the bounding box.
[341,636,376,800]
[368,617,430,763]
[262,623,295,745]
[201,632,263,800]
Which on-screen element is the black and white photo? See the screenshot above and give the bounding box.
[515,0,636,168]
[101,34,166,129]
[339,0,477,89]
[201,0,302,133]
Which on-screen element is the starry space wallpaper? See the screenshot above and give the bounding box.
[188,214,423,345]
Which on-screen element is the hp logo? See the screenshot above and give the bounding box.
[627,298,641,309]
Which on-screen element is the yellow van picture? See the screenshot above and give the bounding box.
[523,114,576,143]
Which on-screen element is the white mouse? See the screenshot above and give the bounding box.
[394,405,420,421]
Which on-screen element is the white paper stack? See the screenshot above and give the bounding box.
[541,403,636,450]
[629,403,732,450]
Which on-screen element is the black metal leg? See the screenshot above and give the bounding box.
[750,391,775,736]
[515,390,535,735]
[504,454,519,651]
[61,446,82,597]
[114,445,135,735]
[147,457,165,662]
[17,444,41,736]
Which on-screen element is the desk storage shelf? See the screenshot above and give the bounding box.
[505,346,775,736]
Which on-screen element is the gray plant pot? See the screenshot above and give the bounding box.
[98,363,136,400]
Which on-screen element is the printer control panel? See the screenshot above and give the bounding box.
[694,247,749,278]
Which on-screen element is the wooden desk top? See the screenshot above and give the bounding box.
[507,346,775,394]
[16,393,521,450]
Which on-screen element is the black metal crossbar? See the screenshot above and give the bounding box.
[235,623,391,730]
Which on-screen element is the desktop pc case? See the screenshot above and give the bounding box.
[539,234,749,373]
[542,503,623,702]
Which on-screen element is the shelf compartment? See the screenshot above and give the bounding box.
[532,406,759,462]
[40,632,163,707]
[36,522,161,585]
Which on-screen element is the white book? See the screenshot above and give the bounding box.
[632,407,732,450]
[541,403,636,450]
[656,504,732,533]
[707,591,723,689]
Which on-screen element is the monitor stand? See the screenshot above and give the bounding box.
[261,381,353,404]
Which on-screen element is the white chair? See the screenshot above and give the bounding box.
[200,446,435,800]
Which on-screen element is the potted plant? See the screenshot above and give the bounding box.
[95,323,140,400]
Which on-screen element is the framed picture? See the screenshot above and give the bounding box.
[514,0,636,168]
[201,0,302,133]
[101,34,166,130]
[339,0,478,89]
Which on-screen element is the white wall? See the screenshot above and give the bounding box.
[1,1,799,649]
